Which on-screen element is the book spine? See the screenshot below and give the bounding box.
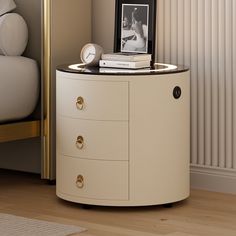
[99,60,134,68]
[101,55,151,62]
[101,56,131,61]
[99,60,150,69]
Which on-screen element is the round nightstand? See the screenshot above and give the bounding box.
[56,63,190,206]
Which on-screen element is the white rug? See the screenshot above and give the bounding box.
[0,213,86,236]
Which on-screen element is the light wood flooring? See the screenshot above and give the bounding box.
[0,169,236,236]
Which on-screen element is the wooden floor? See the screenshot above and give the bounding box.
[0,169,236,236]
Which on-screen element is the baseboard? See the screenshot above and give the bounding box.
[190,164,236,194]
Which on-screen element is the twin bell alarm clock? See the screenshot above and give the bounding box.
[80,43,104,66]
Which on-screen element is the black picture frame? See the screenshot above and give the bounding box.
[114,0,156,62]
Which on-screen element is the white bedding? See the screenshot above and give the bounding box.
[0,56,39,122]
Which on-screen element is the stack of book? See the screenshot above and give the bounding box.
[99,53,151,69]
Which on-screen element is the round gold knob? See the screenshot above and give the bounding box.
[76,136,84,149]
[76,175,84,188]
[76,96,84,110]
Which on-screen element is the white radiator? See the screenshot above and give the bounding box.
[157,0,236,177]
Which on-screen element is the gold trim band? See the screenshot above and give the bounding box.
[0,121,40,143]
[42,0,52,179]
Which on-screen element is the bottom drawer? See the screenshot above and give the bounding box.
[57,154,129,200]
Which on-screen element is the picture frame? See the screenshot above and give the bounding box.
[114,0,156,61]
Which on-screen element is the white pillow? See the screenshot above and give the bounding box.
[0,0,16,16]
[0,13,28,56]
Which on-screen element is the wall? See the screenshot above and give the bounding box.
[92,0,115,53]
[14,0,41,64]
[92,0,236,194]
[49,0,92,178]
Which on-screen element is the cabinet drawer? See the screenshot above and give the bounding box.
[57,117,128,161]
[57,155,129,200]
[56,77,128,120]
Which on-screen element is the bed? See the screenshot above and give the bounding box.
[0,1,40,142]
[0,0,91,179]
[0,0,40,142]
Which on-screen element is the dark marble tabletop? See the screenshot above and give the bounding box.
[57,62,189,76]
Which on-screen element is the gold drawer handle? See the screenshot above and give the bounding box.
[76,175,84,188]
[76,136,84,149]
[76,96,84,110]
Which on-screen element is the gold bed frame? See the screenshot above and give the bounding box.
[42,0,51,179]
[0,121,40,143]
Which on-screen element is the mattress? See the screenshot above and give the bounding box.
[0,55,39,122]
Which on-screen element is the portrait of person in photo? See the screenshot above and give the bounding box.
[121,4,149,53]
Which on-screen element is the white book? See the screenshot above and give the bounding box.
[99,60,151,69]
[99,67,151,73]
[101,53,152,62]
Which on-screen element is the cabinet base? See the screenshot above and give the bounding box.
[57,190,189,207]
[163,203,173,208]
[81,204,93,209]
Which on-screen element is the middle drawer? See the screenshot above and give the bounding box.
[57,116,129,161]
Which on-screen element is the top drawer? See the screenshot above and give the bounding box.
[56,75,129,121]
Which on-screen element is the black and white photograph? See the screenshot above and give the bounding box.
[114,0,156,59]
[121,4,149,53]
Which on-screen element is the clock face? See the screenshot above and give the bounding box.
[80,43,104,66]
[81,45,96,64]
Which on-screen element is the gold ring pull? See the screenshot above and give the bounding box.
[76,96,84,110]
[76,175,84,188]
[76,136,84,149]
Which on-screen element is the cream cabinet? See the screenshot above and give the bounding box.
[56,64,190,206]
